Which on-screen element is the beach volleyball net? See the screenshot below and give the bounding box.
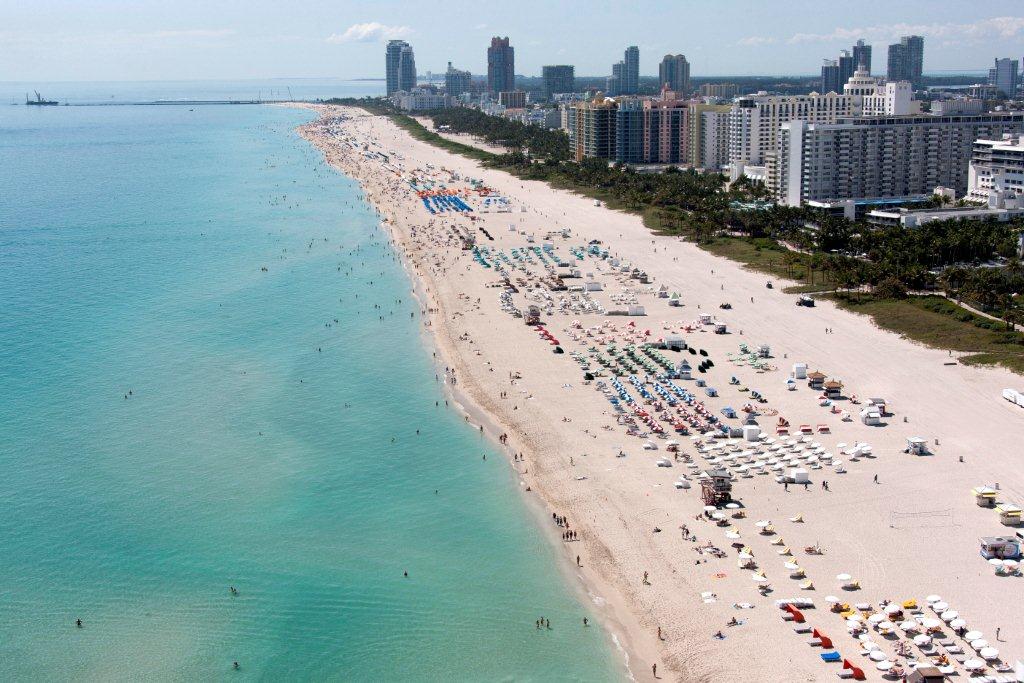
[889,509,955,529]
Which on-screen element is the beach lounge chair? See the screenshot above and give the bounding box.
[800,580,815,590]
[794,625,812,634]
[820,651,841,663]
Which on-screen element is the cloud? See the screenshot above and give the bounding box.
[737,36,777,47]
[784,16,1024,45]
[326,22,412,44]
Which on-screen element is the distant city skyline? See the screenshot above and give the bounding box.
[3,1,1024,81]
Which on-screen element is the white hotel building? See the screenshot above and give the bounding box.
[968,135,1024,206]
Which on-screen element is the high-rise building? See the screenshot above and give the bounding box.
[487,37,515,95]
[769,113,1024,206]
[852,39,872,74]
[623,46,640,95]
[607,61,624,96]
[642,93,690,164]
[573,96,618,162]
[659,54,690,96]
[615,98,645,164]
[542,65,575,100]
[445,62,472,97]
[498,91,527,109]
[689,104,732,170]
[700,83,739,99]
[887,35,924,89]
[821,60,841,95]
[843,64,915,116]
[988,58,1020,99]
[968,135,1024,203]
[728,92,859,165]
[821,50,855,94]
[386,40,416,95]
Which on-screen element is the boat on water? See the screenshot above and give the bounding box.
[26,91,58,106]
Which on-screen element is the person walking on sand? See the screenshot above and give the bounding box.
[652,662,657,678]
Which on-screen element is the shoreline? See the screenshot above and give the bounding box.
[289,103,1024,682]
[291,104,652,679]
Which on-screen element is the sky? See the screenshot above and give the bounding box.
[2,0,1023,82]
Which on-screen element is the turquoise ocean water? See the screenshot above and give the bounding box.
[0,83,620,680]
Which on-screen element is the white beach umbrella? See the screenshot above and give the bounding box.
[971,639,988,650]
[987,558,1003,566]
[751,574,769,583]
[825,595,840,604]
[878,621,895,631]
[869,650,887,662]
[949,618,966,629]
[755,520,772,528]
[725,502,740,509]
[725,531,740,540]
[836,573,852,582]
[703,505,717,513]
[931,601,948,612]
[963,658,985,671]
[875,661,893,671]
[859,634,876,645]
[884,603,902,614]
[784,561,801,571]
[913,634,932,646]
[868,613,885,624]
[964,630,983,641]
[921,618,942,629]
[980,646,999,660]
[940,610,958,622]
[846,614,863,623]
[737,552,753,560]
[925,594,941,603]
[898,620,917,631]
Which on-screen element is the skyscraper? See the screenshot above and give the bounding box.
[988,58,1020,99]
[542,65,575,99]
[608,62,624,96]
[887,35,924,89]
[487,37,515,95]
[398,44,416,93]
[445,62,472,97]
[852,39,872,74]
[623,46,640,95]
[659,54,690,95]
[838,50,855,88]
[820,60,841,95]
[386,40,415,95]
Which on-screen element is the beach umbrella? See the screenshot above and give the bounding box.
[931,601,948,612]
[869,650,887,662]
[868,613,885,624]
[725,502,740,509]
[825,595,840,604]
[751,574,769,583]
[940,610,958,622]
[963,658,985,671]
[980,646,999,660]
[875,661,893,671]
[847,614,863,623]
[784,562,800,571]
[703,505,717,513]
[949,618,966,629]
[1004,559,1019,569]
[857,634,874,643]
[913,634,932,646]
[737,552,753,560]
[921,618,941,629]
[884,604,901,615]
[987,557,1003,566]
[971,639,988,650]
[964,630,983,641]
[755,520,771,528]
[725,531,740,540]
[836,573,852,582]
[711,512,726,520]
[860,639,877,650]
[925,594,941,603]
[898,621,918,631]
[878,621,895,631]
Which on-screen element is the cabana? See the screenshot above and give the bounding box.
[662,334,686,351]
[905,437,929,455]
[806,371,826,390]
[823,379,844,399]
[979,536,1021,560]
[860,408,881,426]
[996,503,1022,527]
[676,360,692,380]
[972,486,998,508]
[792,363,807,379]
[868,397,888,415]
[906,666,944,683]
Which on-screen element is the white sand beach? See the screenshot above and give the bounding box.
[295,104,1024,682]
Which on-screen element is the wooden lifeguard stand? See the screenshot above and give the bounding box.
[702,468,733,507]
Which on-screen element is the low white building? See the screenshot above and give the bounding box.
[968,134,1024,206]
[392,89,451,111]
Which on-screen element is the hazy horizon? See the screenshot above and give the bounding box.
[2,1,1021,82]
